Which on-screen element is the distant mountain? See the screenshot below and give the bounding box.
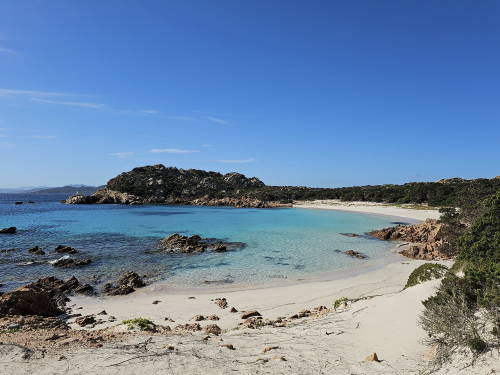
[0,186,50,193]
[29,185,103,195]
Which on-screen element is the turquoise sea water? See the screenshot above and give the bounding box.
[0,194,410,292]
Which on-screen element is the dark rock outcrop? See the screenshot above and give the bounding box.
[51,257,92,268]
[0,227,16,234]
[75,315,96,327]
[343,250,367,259]
[0,276,93,317]
[54,245,79,254]
[368,219,448,260]
[64,165,289,208]
[28,246,45,255]
[159,233,245,254]
[103,272,145,296]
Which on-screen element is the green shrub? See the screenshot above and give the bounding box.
[404,263,448,289]
[421,190,500,365]
[122,318,155,331]
[333,297,349,310]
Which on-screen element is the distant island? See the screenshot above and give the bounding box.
[65,164,500,208]
[30,185,103,195]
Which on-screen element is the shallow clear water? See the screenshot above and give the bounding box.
[0,193,407,291]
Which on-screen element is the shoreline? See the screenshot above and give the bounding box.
[69,256,452,331]
[293,199,441,222]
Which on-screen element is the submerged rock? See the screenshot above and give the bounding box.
[28,246,45,255]
[344,250,367,259]
[0,248,16,253]
[51,257,91,268]
[339,233,360,237]
[54,245,79,254]
[159,233,245,254]
[0,227,16,234]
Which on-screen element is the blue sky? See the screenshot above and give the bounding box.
[0,1,499,188]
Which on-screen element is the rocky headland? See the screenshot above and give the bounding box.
[368,219,449,260]
[65,165,290,208]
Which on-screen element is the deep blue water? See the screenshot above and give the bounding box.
[0,193,401,292]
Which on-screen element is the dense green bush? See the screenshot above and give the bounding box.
[421,190,500,364]
[404,263,448,289]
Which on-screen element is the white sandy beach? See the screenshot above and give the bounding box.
[293,199,441,221]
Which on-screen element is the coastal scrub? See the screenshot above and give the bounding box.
[404,263,448,289]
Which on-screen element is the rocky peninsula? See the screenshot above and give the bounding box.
[65,165,291,208]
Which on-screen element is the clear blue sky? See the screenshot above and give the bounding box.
[1,1,499,188]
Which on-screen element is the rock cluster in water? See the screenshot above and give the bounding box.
[158,233,245,254]
[64,164,290,208]
[368,219,447,260]
[0,226,16,234]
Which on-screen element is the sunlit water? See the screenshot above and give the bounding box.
[0,194,411,292]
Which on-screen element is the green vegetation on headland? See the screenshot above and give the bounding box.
[420,190,500,366]
[66,164,500,209]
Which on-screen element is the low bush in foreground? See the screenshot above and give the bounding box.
[333,297,350,310]
[122,318,155,331]
[404,263,448,289]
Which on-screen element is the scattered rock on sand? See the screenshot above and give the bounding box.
[203,324,222,335]
[103,271,145,296]
[152,300,161,304]
[97,310,107,315]
[229,307,238,313]
[221,344,235,350]
[0,227,16,234]
[272,355,286,361]
[192,315,205,321]
[207,315,219,321]
[175,323,201,332]
[262,346,280,353]
[75,315,96,327]
[241,310,261,319]
[214,298,228,309]
[364,352,380,362]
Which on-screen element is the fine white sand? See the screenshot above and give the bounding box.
[8,259,496,375]
[69,259,445,332]
[293,199,441,221]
